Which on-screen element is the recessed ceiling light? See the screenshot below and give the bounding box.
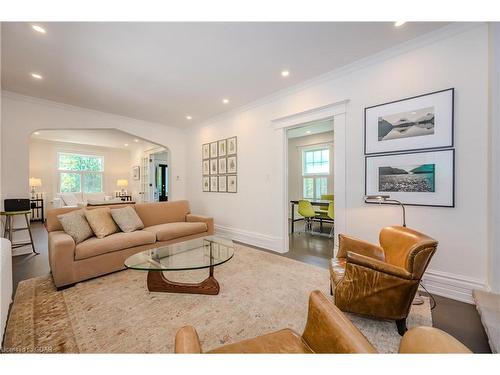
[394,21,406,27]
[306,130,311,134]
[281,70,290,77]
[31,73,43,80]
[222,98,229,104]
[133,139,139,143]
[124,143,129,147]
[31,25,46,34]
[33,131,40,135]
[186,115,192,120]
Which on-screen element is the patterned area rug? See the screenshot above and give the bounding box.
[3,244,432,353]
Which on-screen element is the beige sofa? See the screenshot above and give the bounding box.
[47,200,214,288]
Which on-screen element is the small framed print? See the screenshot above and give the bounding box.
[227,175,237,193]
[227,137,237,155]
[210,142,218,158]
[202,143,210,159]
[202,160,210,175]
[210,159,218,175]
[132,165,140,180]
[210,176,218,192]
[218,157,227,174]
[202,176,210,192]
[218,139,227,157]
[227,156,237,174]
[218,176,227,192]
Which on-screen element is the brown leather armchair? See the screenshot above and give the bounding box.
[330,226,438,335]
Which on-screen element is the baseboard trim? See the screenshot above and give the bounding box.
[421,269,487,304]
[214,225,284,253]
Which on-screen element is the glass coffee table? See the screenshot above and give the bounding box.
[124,236,234,295]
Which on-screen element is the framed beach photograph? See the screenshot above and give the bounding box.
[227,175,237,193]
[218,176,227,192]
[202,143,210,159]
[210,176,218,192]
[227,136,237,155]
[202,176,210,192]
[227,156,237,174]
[365,149,455,207]
[218,157,227,174]
[210,142,218,158]
[210,159,218,175]
[218,139,227,157]
[364,88,454,155]
[202,160,210,175]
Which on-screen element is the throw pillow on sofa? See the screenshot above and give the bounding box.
[57,209,94,244]
[84,207,119,239]
[110,206,144,233]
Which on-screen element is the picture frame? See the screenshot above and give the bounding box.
[227,156,237,174]
[202,160,210,175]
[210,142,218,158]
[365,149,455,207]
[227,137,237,155]
[210,159,218,175]
[218,176,227,192]
[132,165,140,180]
[227,175,237,193]
[218,157,227,174]
[202,143,210,160]
[202,176,210,192]
[364,88,454,155]
[218,139,227,157]
[210,176,218,192]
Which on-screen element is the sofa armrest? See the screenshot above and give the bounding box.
[346,251,412,280]
[186,214,214,234]
[48,231,76,288]
[399,327,471,353]
[175,326,202,353]
[338,234,385,261]
[52,197,63,209]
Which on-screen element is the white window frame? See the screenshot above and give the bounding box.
[301,144,332,199]
[57,152,105,193]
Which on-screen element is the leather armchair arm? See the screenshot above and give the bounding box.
[338,234,385,261]
[186,214,214,235]
[346,251,412,280]
[175,326,202,353]
[399,327,471,353]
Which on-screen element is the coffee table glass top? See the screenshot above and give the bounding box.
[124,236,234,271]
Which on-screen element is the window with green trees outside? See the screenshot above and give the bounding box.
[58,153,104,193]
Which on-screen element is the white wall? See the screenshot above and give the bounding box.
[29,139,132,205]
[1,93,187,206]
[186,24,490,302]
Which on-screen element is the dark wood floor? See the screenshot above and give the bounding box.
[11,221,491,353]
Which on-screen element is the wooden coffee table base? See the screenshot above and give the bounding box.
[147,269,220,295]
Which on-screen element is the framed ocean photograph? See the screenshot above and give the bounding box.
[365,149,454,207]
[202,143,210,160]
[364,88,454,155]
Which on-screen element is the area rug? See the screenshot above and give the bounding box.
[3,244,432,353]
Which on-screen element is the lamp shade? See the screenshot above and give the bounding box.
[117,179,129,188]
[29,178,42,187]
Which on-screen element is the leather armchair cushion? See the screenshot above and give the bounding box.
[346,251,412,279]
[144,222,208,242]
[330,258,346,286]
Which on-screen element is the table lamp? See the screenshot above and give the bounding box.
[29,177,42,198]
[364,194,406,227]
[117,179,129,195]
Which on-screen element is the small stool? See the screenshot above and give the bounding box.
[1,210,39,254]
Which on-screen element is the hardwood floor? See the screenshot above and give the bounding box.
[10,221,491,353]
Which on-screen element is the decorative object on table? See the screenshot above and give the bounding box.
[202,160,210,175]
[218,139,227,157]
[364,195,407,227]
[218,176,227,192]
[364,88,454,155]
[365,149,454,207]
[202,176,210,192]
[227,175,237,193]
[132,166,140,180]
[202,143,210,159]
[30,195,45,222]
[2,199,38,255]
[210,142,218,158]
[227,156,237,174]
[29,177,42,199]
[117,179,129,195]
[210,176,218,192]
[218,157,227,174]
[210,159,218,175]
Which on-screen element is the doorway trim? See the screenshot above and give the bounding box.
[271,99,349,252]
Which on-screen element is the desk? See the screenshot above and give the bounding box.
[290,199,334,233]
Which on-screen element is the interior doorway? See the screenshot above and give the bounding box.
[156,163,168,201]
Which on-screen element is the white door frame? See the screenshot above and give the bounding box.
[271,100,349,252]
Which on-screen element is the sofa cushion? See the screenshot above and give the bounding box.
[84,207,119,239]
[60,193,79,206]
[111,206,144,232]
[144,222,208,242]
[75,231,156,260]
[134,200,191,227]
[57,209,94,244]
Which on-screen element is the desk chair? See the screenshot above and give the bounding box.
[298,200,319,233]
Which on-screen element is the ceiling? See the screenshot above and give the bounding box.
[2,22,448,127]
[287,119,334,139]
[31,129,161,151]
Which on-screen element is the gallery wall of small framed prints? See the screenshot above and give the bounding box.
[364,88,455,207]
[202,136,237,193]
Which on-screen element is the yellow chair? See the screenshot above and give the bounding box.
[298,200,319,233]
[327,202,335,238]
[318,194,334,213]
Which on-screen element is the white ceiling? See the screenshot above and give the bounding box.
[2,22,448,127]
[31,129,161,151]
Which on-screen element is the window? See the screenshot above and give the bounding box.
[302,147,330,199]
[58,153,104,193]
